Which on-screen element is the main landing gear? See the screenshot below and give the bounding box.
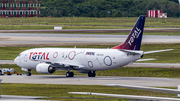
[66,69,74,77]
[27,69,31,76]
[88,71,96,77]
[66,72,74,77]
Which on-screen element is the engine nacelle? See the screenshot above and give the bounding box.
[36,63,56,74]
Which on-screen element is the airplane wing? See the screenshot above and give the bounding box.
[68,92,180,101]
[144,49,174,54]
[31,59,84,69]
[105,84,180,94]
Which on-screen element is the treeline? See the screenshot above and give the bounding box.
[40,0,180,17]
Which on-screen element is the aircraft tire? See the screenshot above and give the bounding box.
[66,72,70,77]
[66,72,74,77]
[70,72,74,77]
[88,71,96,77]
[27,72,31,76]
[88,72,92,77]
[0,70,2,75]
[92,72,96,77]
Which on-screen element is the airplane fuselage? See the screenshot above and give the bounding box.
[14,48,143,71]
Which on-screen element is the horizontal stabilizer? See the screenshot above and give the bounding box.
[144,49,173,54]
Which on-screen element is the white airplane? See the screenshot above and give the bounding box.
[14,15,173,77]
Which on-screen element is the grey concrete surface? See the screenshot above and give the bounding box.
[0,75,180,87]
[0,60,14,64]
[0,33,180,46]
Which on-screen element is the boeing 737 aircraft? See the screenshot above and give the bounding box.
[14,15,172,77]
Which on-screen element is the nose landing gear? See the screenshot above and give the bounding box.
[27,69,31,76]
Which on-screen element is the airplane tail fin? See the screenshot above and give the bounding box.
[112,15,146,50]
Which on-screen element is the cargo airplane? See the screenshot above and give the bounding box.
[14,15,173,77]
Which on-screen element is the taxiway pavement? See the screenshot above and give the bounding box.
[0,33,180,46]
[0,75,179,87]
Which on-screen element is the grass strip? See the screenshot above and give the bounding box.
[1,17,180,27]
[1,17,180,30]
[1,83,177,101]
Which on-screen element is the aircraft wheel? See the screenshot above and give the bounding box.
[27,72,31,76]
[70,72,74,77]
[0,70,2,75]
[88,72,92,77]
[88,71,96,77]
[66,72,70,77]
[66,72,74,77]
[92,72,96,77]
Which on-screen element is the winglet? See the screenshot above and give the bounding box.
[112,15,146,50]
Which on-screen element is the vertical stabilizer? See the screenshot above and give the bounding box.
[112,15,146,50]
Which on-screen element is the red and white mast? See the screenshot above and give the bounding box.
[39,0,40,17]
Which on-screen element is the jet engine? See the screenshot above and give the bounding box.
[36,63,56,74]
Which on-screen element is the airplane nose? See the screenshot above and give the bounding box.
[14,57,19,65]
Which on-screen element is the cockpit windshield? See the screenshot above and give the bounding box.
[18,54,21,57]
